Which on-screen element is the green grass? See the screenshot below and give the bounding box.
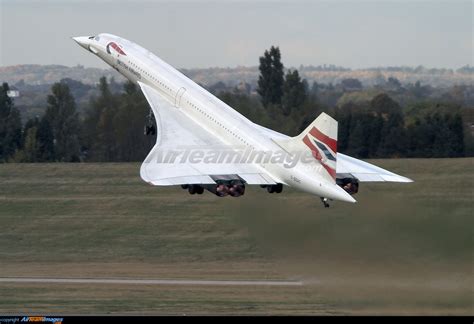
[0,159,472,315]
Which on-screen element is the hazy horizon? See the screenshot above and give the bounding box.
[1,0,472,70]
[1,62,472,71]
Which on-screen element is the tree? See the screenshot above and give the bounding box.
[22,126,40,162]
[81,79,156,162]
[333,105,352,152]
[370,93,400,117]
[377,113,406,157]
[282,69,307,116]
[23,116,40,134]
[341,78,362,90]
[36,118,55,161]
[12,117,41,162]
[448,113,465,157]
[347,118,369,158]
[404,101,466,157]
[409,81,431,99]
[113,81,155,161]
[257,46,284,107]
[209,81,228,94]
[96,105,117,161]
[44,82,81,161]
[83,77,118,161]
[0,83,22,162]
[387,77,402,89]
[370,93,406,157]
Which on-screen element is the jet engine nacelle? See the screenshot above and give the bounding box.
[228,183,245,197]
[203,181,246,197]
[336,177,359,195]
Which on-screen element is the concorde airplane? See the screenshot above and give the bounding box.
[73,34,412,207]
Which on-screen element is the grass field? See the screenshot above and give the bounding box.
[0,159,472,315]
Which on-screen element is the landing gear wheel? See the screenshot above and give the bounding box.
[321,197,330,208]
[275,183,283,193]
[188,185,197,195]
[267,184,282,194]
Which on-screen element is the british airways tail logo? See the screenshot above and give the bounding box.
[302,127,337,180]
[106,42,126,56]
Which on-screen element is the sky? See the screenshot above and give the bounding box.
[0,0,472,70]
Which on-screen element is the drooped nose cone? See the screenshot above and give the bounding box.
[72,36,92,50]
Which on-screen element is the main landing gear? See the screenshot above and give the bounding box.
[261,183,283,194]
[144,109,156,136]
[182,182,245,197]
[182,184,204,195]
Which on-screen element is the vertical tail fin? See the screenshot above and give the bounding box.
[300,112,338,180]
[273,112,338,181]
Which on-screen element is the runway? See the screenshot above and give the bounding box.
[0,277,303,287]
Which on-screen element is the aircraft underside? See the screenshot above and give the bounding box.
[180,182,285,198]
[179,176,358,207]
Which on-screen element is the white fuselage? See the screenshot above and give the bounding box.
[74,33,354,202]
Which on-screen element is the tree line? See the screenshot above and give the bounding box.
[243,46,467,158]
[0,79,155,162]
[0,46,470,163]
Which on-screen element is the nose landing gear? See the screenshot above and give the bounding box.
[320,197,330,208]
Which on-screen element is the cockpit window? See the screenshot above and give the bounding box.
[88,36,95,40]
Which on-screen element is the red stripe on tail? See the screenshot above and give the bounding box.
[302,135,336,180]
[303,135,322,161]
[321,164,336,180]
[309,127,337,153]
